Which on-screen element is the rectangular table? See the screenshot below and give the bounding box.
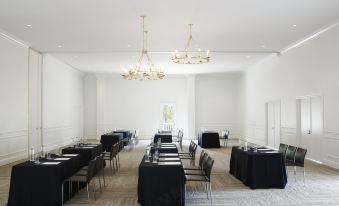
[229,146,287,189]
[150,143,178,154]
[154,133,173,143]
[138,155,185,206]
[101,132,124,152]
[62,144,102,167]
[8,154,81,206]
[198,131,220,148]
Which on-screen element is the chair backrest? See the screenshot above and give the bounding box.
[191,143,198,159]
[286,145,297,162]
[224,130,229,139]
[198,150,206,168]
[201,152,209,170]
[204,157,214,181]
[178,131,183,141]
[95,155,104,174]
[294,147,307,167]
[188,141,194,152]
[87,158,97,182]
[278,143,288,157]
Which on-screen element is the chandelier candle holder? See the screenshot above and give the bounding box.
[172,24,210,64]
[122,16,165,80]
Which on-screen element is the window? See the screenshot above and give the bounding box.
[160,103,175,132]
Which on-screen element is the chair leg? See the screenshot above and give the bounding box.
[205,182,209,199]
[102,170,106,186]
[98,176,102,193]
[209,182,213,206]
[303,167,306,186]
[294,166,297,182]
[109,159,113,176]
[92,181,97,200]
[61,183,64,205]
[86,183,91,206]
[118,154,120,168]
[226,139,228,148]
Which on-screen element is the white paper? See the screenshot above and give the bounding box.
[80,147,94,149]
[264,151,279,153]
[159,153,178,156]
[257,148,272,151]
[62,154,78,157]
[42,162,61,165]
[158,162,181,165]
[159,158,180,161]
[54,158,70,161]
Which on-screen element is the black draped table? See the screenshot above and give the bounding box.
[154,133,173,143]
[198,131,220,148]
[138,154,185,206]
[62,144,102,167]
[229,146,287,189]
[100,132,124,152]
[8,154,81,206]
[113,130,130,139]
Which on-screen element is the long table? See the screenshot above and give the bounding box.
[138,144,185,206]
[8,154,81,206]
[198,131,220,148]
[62,144,102,167]
[229,146,287,189]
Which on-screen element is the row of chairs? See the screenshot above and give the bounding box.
[279,143,307,184]
[103,142,121,175]
[183,150,215,204]
[63,154,105,205]
[219,130,229,147]
[173,130,184,151]
[179,141,198,165]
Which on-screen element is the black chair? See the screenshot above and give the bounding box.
[220,130,229,147]
[179,141,198,165]
[294,147,307,185]
[183,150,207,171]
[184,152,209,175]
[173,130,183,151]
[63,158,97,205]
[103,143,119,175]
[278,143,288,158]
[285,145,297,180]
[185,156,214,204]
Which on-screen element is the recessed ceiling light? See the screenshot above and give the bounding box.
[127,44,131,48]
[26,24,32,27]
[293,24,297,27]
[246,55,251,58]
[261,45,266,48]
[57,45,62,48]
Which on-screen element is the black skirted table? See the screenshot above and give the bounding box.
[113,130,130,139]
[229,146,287,189]
[154,133,173,143]
[138,155,185,206]
[8,154,81,206]
[198,131,220,148]
[62,144,102,167]
[100,132,124,152]
[150,143,178,154]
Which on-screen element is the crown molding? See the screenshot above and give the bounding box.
[0,28,30,48]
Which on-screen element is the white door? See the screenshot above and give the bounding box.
[267,101,281,149]
[28,50,42,153]
[299,96,323,161]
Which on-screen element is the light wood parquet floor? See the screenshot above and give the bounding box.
[1,140,339,206]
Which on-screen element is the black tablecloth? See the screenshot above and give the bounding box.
[138,156,185,206]
[101,133,123,152]
[113,130,130,139]
[198,132,220,148]
[229,146,287,189]
[154,134,173,143]
[8,155,81,206]
[62,144,102,167]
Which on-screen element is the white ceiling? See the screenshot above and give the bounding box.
[0,0,339,74]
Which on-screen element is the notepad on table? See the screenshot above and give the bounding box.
[80,147,94,149]
[159,153,178,157]
[42,162,61,165]
[63,154,78,157]
[159,158,180,161]
[158,162,181,165]
[54,158,70,161]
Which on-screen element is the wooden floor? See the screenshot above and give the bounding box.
[1,140,339,206]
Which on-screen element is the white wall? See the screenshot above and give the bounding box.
[195,73,244,139]
[244,25,339,168]
[0,33,29,165]
[83,74,97,139]
[95,74,189,140]
[42,55,84,150]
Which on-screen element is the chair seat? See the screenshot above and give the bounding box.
[285,160,294,166]
[80,166,88,170]
[184,169,204,175]
[75,170,87,176]
[183,165,200,170]
[185,175,208,182]
[67,175,87,182]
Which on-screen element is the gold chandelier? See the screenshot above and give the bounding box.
[122,16,165,80]
[172,24,210,64]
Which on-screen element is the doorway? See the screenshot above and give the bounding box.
[297,95,323,161]
[266,100,281,149]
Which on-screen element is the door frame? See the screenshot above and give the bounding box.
[265,99,281,148]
